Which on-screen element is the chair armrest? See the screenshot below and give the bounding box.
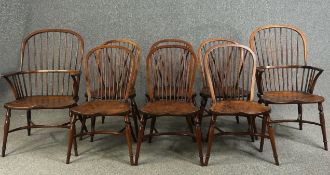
[255,65,323,94]
[2,70,81,100]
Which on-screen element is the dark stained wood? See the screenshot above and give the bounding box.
[66,44,137,165]
[135,40,204,166]
[1,28,84,158]
[203,44,279,166]
[250,25,327,150]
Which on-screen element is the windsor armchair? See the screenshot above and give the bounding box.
[250,24,327,150]
[66,45,137,165]
[2,29,84,157]
[145,39,197,142]
[80,39,141,141]
[135,44,204,166]
[203,44,279,166]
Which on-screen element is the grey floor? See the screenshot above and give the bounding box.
[0,104,329,175]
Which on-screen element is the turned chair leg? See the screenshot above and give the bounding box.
[124,115,135,165]
[73,121,78,156]
[148,116,156,143]
[265,113,279,166]
[26,110,32,136]
[129,120,137,142]
[186,116,195,142]
[79,116,88,140]
[66,113,77,164]
[194,114,204,166]
[101,116,105,124]
[2,109,11,157]
[235,116,240,124]
[318,102,328,151]
[131,98,140,138]
[90,116,96,142]
[204,115,217,166]
[247,117,255,142]
[298,104,303,130]
[135,115,146,165]
[253,117,258,140]
[259,115,267,152]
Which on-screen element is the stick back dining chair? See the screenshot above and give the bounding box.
[2,29,84,157]
[203,44,279,166]
[198,38,249,126]
[80,39,141,141]
[145,39,196,142]
[135,43,204,166]
[250,24,327,150]
[66,44,137,165]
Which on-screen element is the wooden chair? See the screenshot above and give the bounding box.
[2,29,84,157]
[81,39,141,141]
[203,44,279,166]
[198,39,245,125]
[134,44,204,166]
[145,39,196,142]
[250,24,327,150]
[66,45,137,165]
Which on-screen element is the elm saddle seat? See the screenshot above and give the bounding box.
[261,91,324,104]
[70,100,130,116]
[140,101,199,116]
[4,96,77,110]
[209,101,270,116]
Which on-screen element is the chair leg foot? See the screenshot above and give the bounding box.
[2,109,11,157]
[124,115,134,165]
[135,115,146,166]
[194,115,204,166]
[318,102,328,151]
[66,113,76,164]
[266,114,279,166]
[205,115,217,166]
